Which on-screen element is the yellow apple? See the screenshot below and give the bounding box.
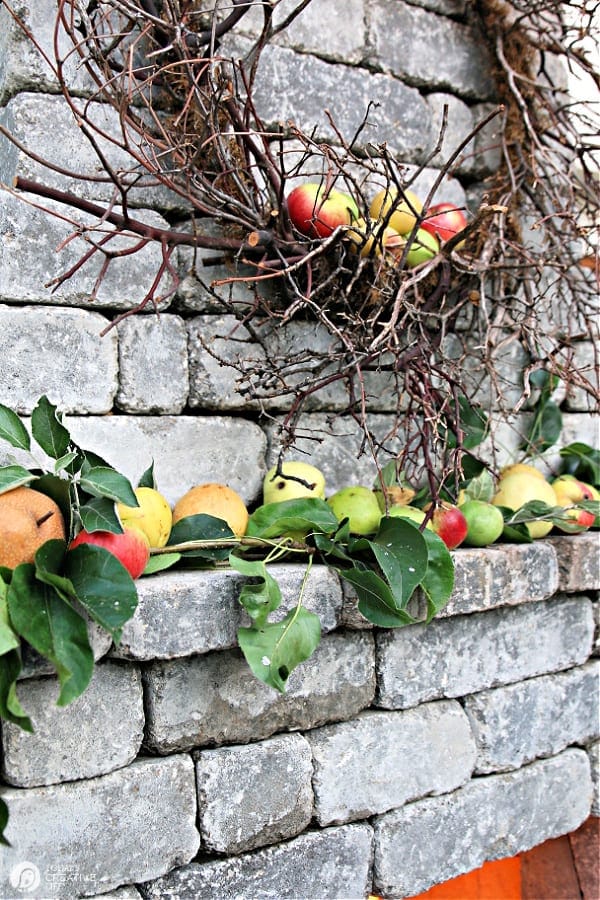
[492,473,557,539]
[327,486,382,534]
[117,486,173,548]
[263,462,326,505]
[369,188,423,235]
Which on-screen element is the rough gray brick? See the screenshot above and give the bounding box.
[143,630,375,752]
[589,739,600,816]
[1,661,144,788]
[142,822,373,900]
[87,888,143,900]
[375,594,594,709]
[440,541,560,617]
[464,661,600,774]
[0,193,174,310]
[407,0,467,14]
[113,564,342,661]
[18,618,112,680]
[195,733,314,854]
[470,102,505,177]
[0,304,118,414]
[563,342,598,411]
[63,415,266,508]
[440,331,530,411]
[549,533,600,594]
[307,702,476,825]
[426,93,476,175]
[228,39,433,161]
[116,315,189,414]
[370,0,496,99]
[373,749,593,898]
[0,755,200,898]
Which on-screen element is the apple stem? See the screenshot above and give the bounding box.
[36,511,55,527]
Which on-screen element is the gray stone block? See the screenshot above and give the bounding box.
[19,618,112,680]
[1,661,144,788]
[87,888,143,900]
[64,415,266,508]
[373,748,593,898]
[227,39,433,161]
[375,594,595,709]
[307,701,476,825]
[440,541,559,618]
[370,0,496,99]
[142,822,373,900]
[114,564,342,661]
[195,733,314,854]
[426,93,476,175]
[0,755,200,898]
[116,315,189,414]
[143,630,375,752]
[589,739,600,816]
[0,192,174,310]
[0,304,118,414]
[440,331,530,411]
[562,341,599,411]
[464,661,600,773]
[549,533,600,594]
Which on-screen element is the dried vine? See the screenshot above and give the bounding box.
[0,0,598,495]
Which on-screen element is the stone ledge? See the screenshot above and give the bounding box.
[547,533,600,593]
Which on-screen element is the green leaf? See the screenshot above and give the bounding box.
[246,498,339,540]
[167,514,234,561]
[142,553,181,575]
[0,465,36,494]
[80,497,124,534]
[523,399,562,454]
[138,462,156,489]
[462,469,495,503]
[0,797,10,847]
[446,396,489,450]
[229,554,281,628]
[54,451,79,473]
[31,473,73,536]
[63,545,138,643]
[339,567,416,627]
[0,404,30,451]
[0,586,20,656]
[31,395,71,459]
[0,650,32,733]
[420,529,455,621]
[559,443,600,485]
[368,516,429,607]
[79,466,139,506]
[7,564,93,706]
[237,606,321,693]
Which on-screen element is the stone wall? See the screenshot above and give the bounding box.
[0,1,599,898]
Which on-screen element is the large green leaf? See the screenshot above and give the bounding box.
[80,497,124,534]
[367,516,429,607]
[446,396,489,450]
[559,442,600,485]
[7,564,93,706]
[524,399,562,454]
[0,404,30,451]
[63,545,138,643]
[0,582,21,656]
[0,465,36,495]
[339,567,416,627]
[31,473,73,536]
[79,466,139,506]
[167,514,234,560]
[420,529,455,621]
[31,395,71,459]
[0,649,32,733]
[138,461,156,489]
[142,553,182,575]
[237,606,321,693]
[246,498,339,540]
[229,554,282,628]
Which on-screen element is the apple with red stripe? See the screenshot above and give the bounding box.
[422,203,468,246]
[287,182,359,239]
[69,526,151,579]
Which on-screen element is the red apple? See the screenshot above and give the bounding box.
[69,526,150,579]
[421,203,468,245]
[287,183,359,239]
[424,502,468,549]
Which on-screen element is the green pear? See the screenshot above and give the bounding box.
[327,486,382,535]
[263,461,326,505]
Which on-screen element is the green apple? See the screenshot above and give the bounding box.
[388,505,432,528]
[263,461,326,505]
[405,228,439,267]
[327,486,382,535]
[460,500,504,547]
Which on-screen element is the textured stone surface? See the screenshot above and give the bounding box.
[464,661,600,773]
[375,594,594,709]
[370,0,496,99]
[0,304,118,414]
[562,341,598,411]
[142,823,373,900]
[0,755,200,898]
[440,541,559,617]
[143,630,375,752]
[549,533,600,593]
[229,39,433,161]
[195,733,313,854]
[1,661,144,788]
[0,193,173,310]
[307,702,476,825]
[19,618,112,680]
[114,564,342,661]
[116,315,189,414]
[373,749,593,898]
[87,888,143,900]
[426,93,476,175]
[589,739,600,816]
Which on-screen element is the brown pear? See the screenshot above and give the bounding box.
[0,487,66,568]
